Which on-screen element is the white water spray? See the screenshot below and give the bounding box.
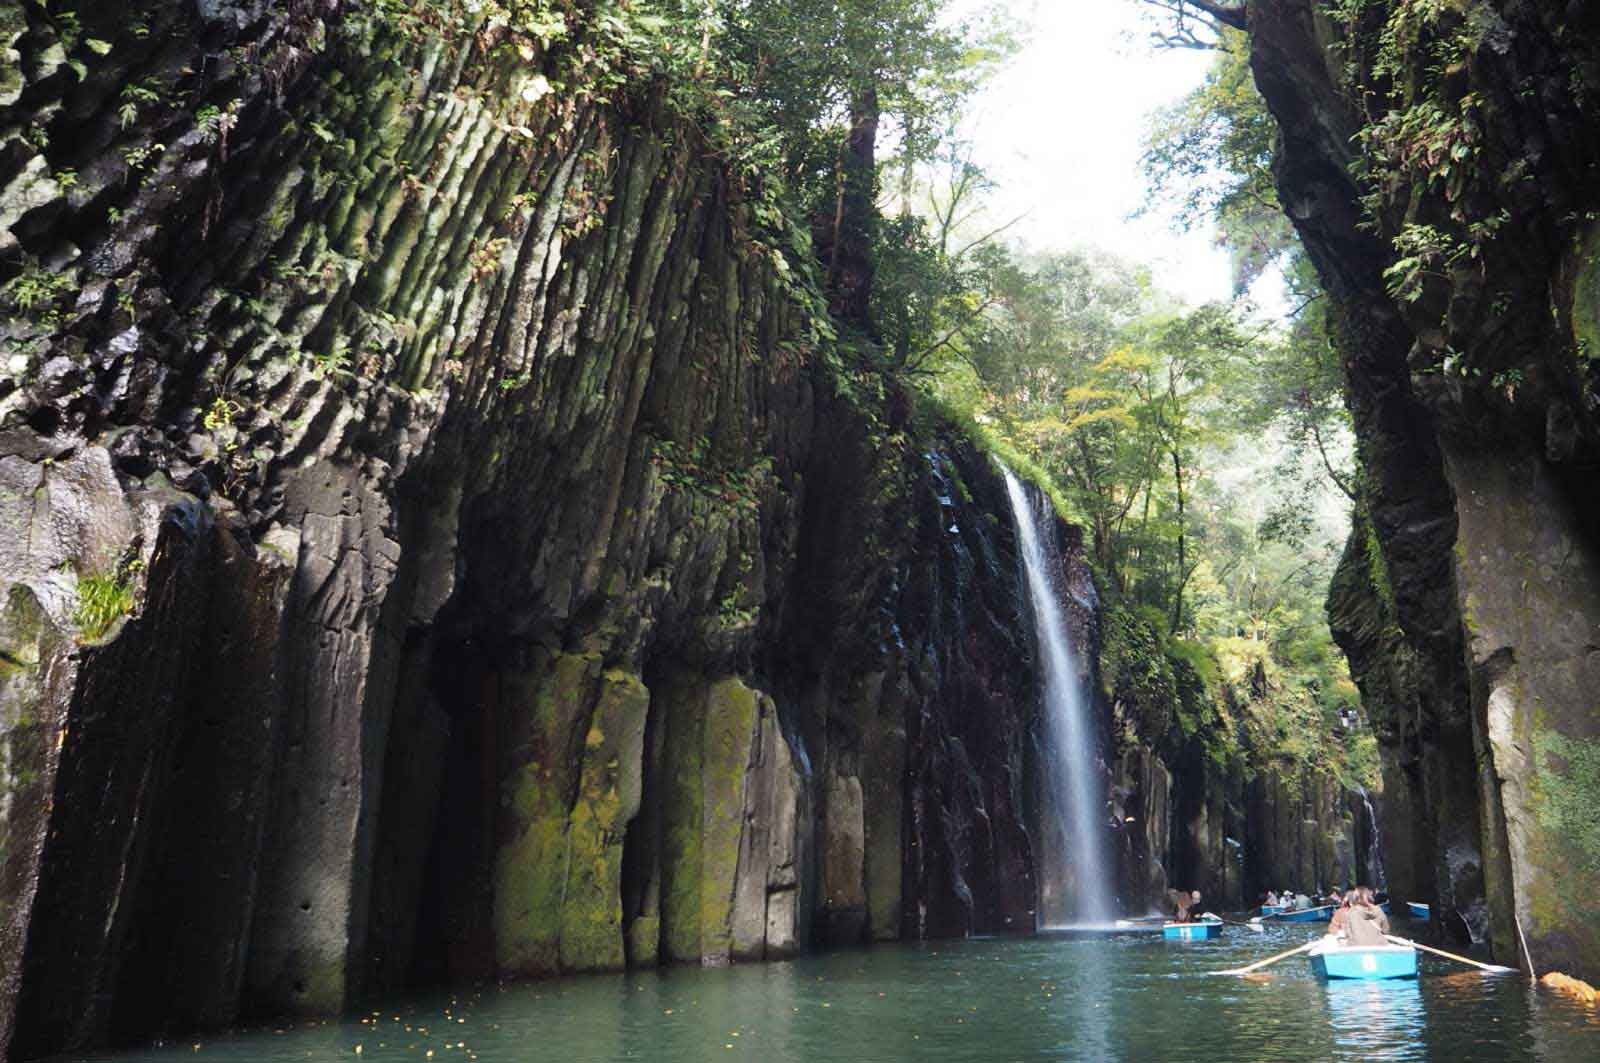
[1003,468,1116,925]
[1359,786,1387,890]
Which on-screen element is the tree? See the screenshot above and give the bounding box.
[1138,1,1247,50]
[719,1,1015,333]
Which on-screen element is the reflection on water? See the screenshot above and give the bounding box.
[1323,976,1425,1059]
[67,928,1596,1063]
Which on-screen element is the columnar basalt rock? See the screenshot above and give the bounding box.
[1240,0,1600,976]
[0,4,1064,1058]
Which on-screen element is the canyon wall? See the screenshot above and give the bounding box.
[1245,0,1600,977]
[0,3,1387,1059]
[0,3,1062,1057]
[1100,604,1371,913]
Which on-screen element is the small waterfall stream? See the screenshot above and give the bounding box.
[1359,786,1387,890]
[1003,468,1115,926]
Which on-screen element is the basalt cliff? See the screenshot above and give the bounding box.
[0,3,1372,1059]
[1237,0,1600,979]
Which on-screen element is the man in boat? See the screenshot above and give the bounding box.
[1329,886,1390,946]
[1166,887,1201,922]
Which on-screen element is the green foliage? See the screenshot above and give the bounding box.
[3,261,77,320]
[118,80,161,129]
[1141,33,1292,293]
[305,347,353,380]
[1167,637,1221,691]
[74,558,144,643]
[649,437,771,517]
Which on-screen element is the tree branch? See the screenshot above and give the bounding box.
[1309,417,1359,503]
[1141,0,1248,50]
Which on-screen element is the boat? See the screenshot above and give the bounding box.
[1269,904,1335,923]
[1164,921,1222,940]
[1308,938,1418,979]
[1406,901,1430,919]
[1260,903,1286,916]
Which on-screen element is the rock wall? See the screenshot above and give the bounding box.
[1099,603,1365,914]
[1243,0,1600,976]
[0,4,1062,1058]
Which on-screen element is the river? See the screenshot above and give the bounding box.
[67,923,1594,1062]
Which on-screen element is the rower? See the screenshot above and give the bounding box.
[1329,885,1390,945]
[1166,887,1202,922]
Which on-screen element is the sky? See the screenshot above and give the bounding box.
[956,0,1236,306]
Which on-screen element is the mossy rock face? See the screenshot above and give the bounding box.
[655,672,763,965]
[1569,222,1600,369]
[658,672,709,965]
[1446,446,1600,975]
[698,678,760,963]
[644,670,815,967]
[558,669,649,971]
[1524,731,1600,950]
[493,653,648,976]
[0,585,71,1048]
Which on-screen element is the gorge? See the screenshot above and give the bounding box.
[1,1,1597,1060]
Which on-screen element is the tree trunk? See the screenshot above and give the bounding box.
[1169,448,1186,635]
[825,85,880,334]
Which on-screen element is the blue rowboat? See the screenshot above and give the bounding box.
[1164,921,1222,940]
[1406,901,1429,919]
[1270,905,1335,923]
[1260,904,1286,916]
[1309,941,1418,979]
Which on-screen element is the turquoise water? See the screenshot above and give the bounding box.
[74,925,1595,1062]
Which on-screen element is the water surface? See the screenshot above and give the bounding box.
[74,925,1595,1062]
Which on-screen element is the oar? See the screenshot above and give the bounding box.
[1386,935,1518,974]
[1214,939,1317,976]
[1201,911,1263,933]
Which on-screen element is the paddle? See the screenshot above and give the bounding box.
[1386,935,1519,975]
[1214,939,1317,976]
[1201,911,1263,933]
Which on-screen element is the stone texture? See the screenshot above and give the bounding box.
[1245,0,1600,976]
[0,4,1424,1060]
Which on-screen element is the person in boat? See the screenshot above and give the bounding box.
[1329,885,1391,946]
[1166,888,1202,922]
[1265,890,1280,907]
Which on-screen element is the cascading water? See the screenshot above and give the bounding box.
[1003,467,1116,926]
[1358,786,1387,890]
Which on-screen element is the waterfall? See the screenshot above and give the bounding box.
[1359,786,1387,890]
[1003,468,1116,926]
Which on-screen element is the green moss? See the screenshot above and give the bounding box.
[655,674,760,963]
[493,652,597,976]
[659,676,707,963]
[492,812,568,975]
[1530,730,1600,878]
[1166,638,1222,691]
[1572,226,1600,361]
[292,958,345,1015]
[558,669,648,971]
[698,678,758,959]
[1362,518,1397,617]
[1520,729,1600,967]
[912,390,1079,522]
[1100,600,1177,741]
